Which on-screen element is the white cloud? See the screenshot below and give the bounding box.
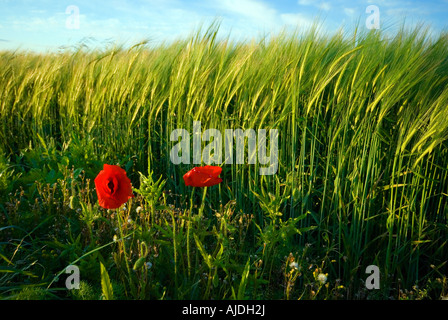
[386,7,430,17]
[344,8,355,16]
[210,0,324,40]
[280,12,315,30]
[29,9,47,14]
[298,0,313,5]
[11,16,61,31]
[366,0,403,7]
[318,2,331,11]
[298,0,331,11]
[217,0,278,25]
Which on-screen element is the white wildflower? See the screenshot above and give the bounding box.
[289,262,299,270]
[317,273,327,284]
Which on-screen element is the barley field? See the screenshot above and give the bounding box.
[1,23,447,300]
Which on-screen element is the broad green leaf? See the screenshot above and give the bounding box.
[100,262,114,300]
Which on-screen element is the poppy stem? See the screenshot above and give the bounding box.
[116,206,137,296]
[170,208,179,297]
[187,187,195,277]
[198,187,208,219]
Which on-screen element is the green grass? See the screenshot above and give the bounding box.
[0,22,448,300]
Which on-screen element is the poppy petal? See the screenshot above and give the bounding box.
[183,166,222,187]
[196,165,222,177]
[94,164,134,209]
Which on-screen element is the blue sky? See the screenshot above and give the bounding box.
[1,0,447,51]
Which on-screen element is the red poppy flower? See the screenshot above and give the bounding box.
[183,166,222,187]
[94,164,134,209]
